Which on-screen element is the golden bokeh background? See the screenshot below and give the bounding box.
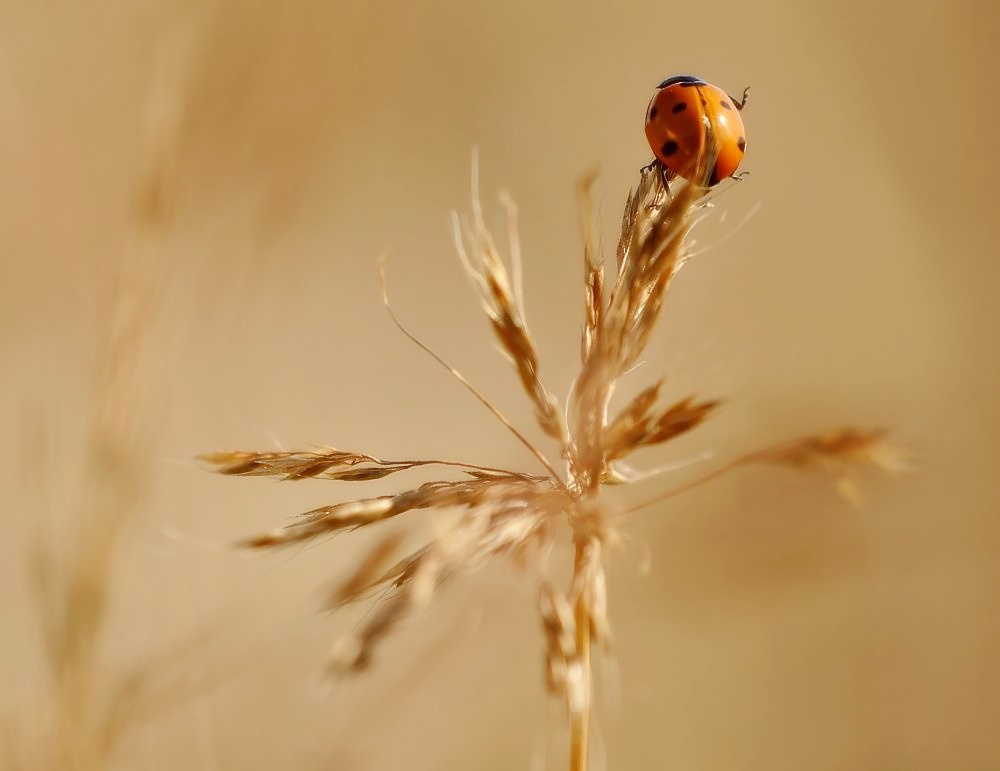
[2,1,998,769]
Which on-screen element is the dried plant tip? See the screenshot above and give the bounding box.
[240,476,557,548]
[454,182,566,443]
[201,448,378,479]
[239,496,398,548]
[756,427,910,502]
[489,307,564,440]
[568,170,703,491]
[200,447,526,482]
[643,395,721,447]
[758,427,909,474]
[326,532,405,609]
[577,170,604,366]
[327,496,564,672]
[329,550,443,673]
[602,387,721,477]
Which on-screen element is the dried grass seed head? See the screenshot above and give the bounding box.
[204,153,900,734]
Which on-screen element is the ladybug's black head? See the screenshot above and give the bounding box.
[656,74,705,89]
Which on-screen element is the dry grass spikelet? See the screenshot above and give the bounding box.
[204,151,905,770]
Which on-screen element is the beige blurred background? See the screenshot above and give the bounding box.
[2,1,998,769]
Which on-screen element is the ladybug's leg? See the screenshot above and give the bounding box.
[732,85,751,111]
[729,171,751,182]
[658,162,673,193]
[639,159,674,197]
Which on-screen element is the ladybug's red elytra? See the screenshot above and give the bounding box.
[644,74,748,186]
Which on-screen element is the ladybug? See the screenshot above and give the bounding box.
[644,74,749,186]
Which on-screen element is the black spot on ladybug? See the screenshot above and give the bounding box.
[720,100,732,110]
[661,140,679,157]
[671,102,687,113]
[737,137,746,151]
[649,106,658,119]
